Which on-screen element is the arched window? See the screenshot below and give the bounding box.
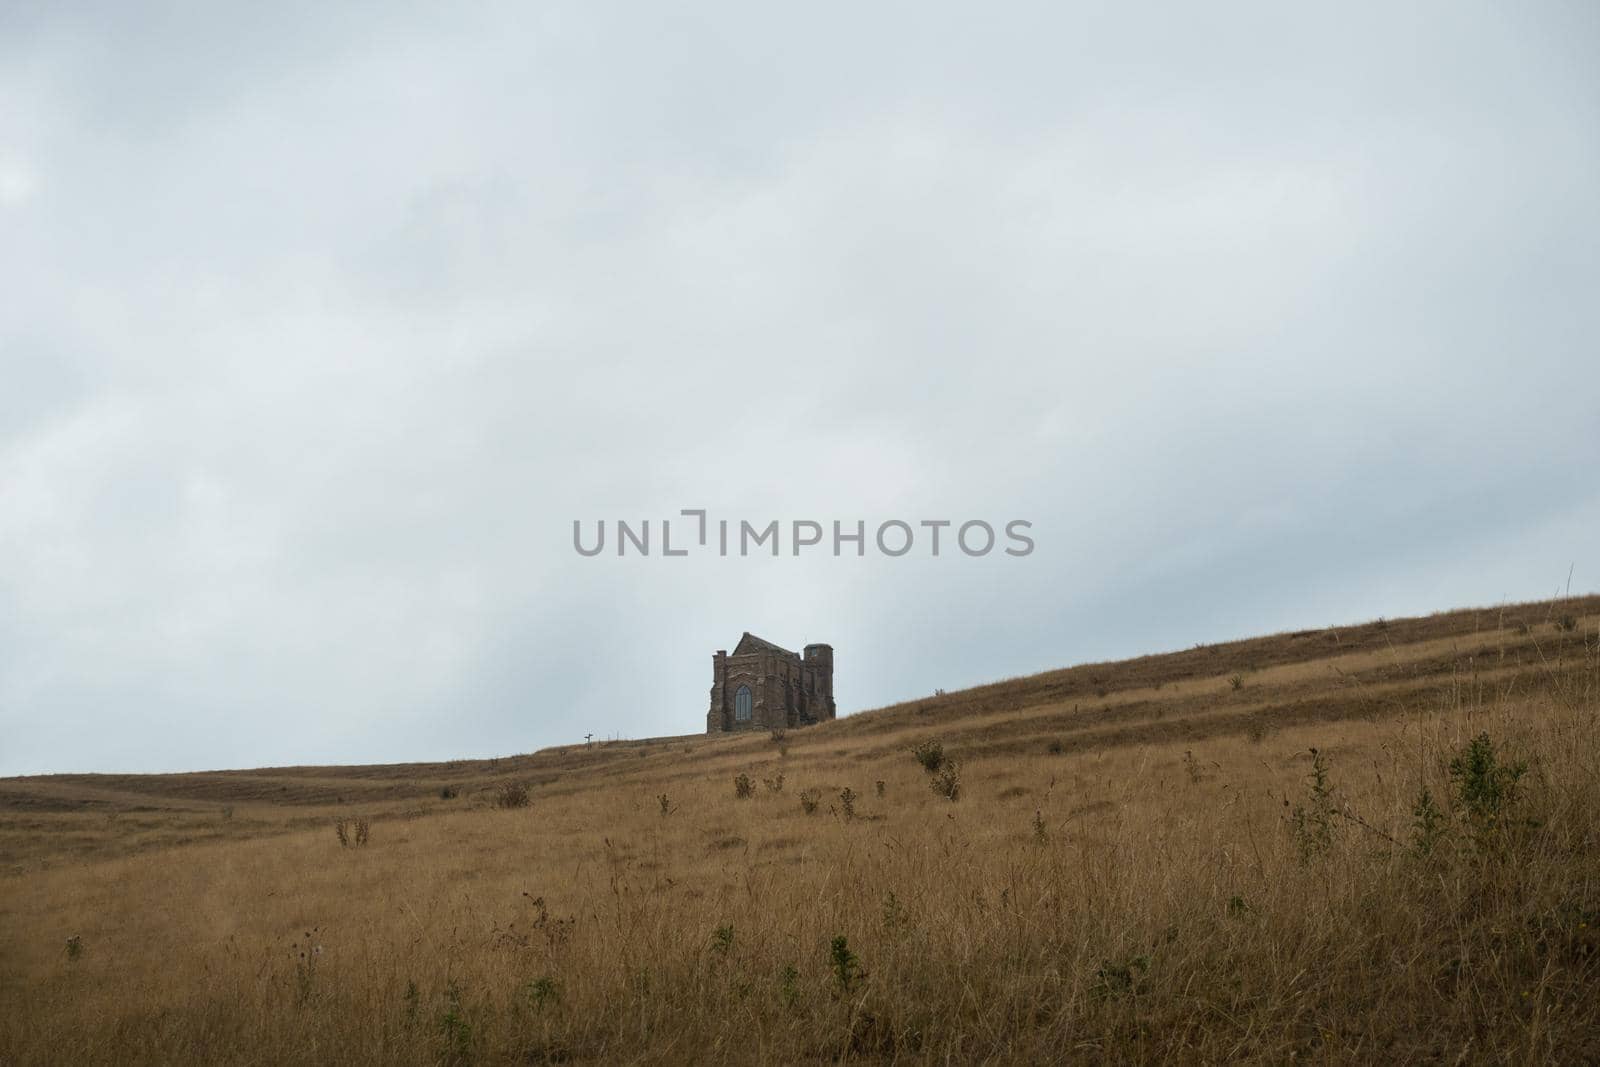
[735,685,752,722]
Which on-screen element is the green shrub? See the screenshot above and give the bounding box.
[829,935,861,994]
[777,964,800,1007]
[1448,733,1526,840]
[436,979,472,1062]
[1289,748,1335,860]
[524,976,561,1008]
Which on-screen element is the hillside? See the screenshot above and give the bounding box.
[2,595,1598,1063]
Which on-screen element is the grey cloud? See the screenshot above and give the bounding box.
[2,1,1597,774]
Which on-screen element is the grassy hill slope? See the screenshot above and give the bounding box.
[2,595,1597,1063]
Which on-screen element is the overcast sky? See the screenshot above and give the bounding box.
[2,3,1597,776]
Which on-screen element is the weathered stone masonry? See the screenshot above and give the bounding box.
[706,633,835,733]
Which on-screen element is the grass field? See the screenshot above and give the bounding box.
[2,596,1598,1064]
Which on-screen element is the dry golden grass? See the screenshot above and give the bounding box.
[2,597,1598,1064]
